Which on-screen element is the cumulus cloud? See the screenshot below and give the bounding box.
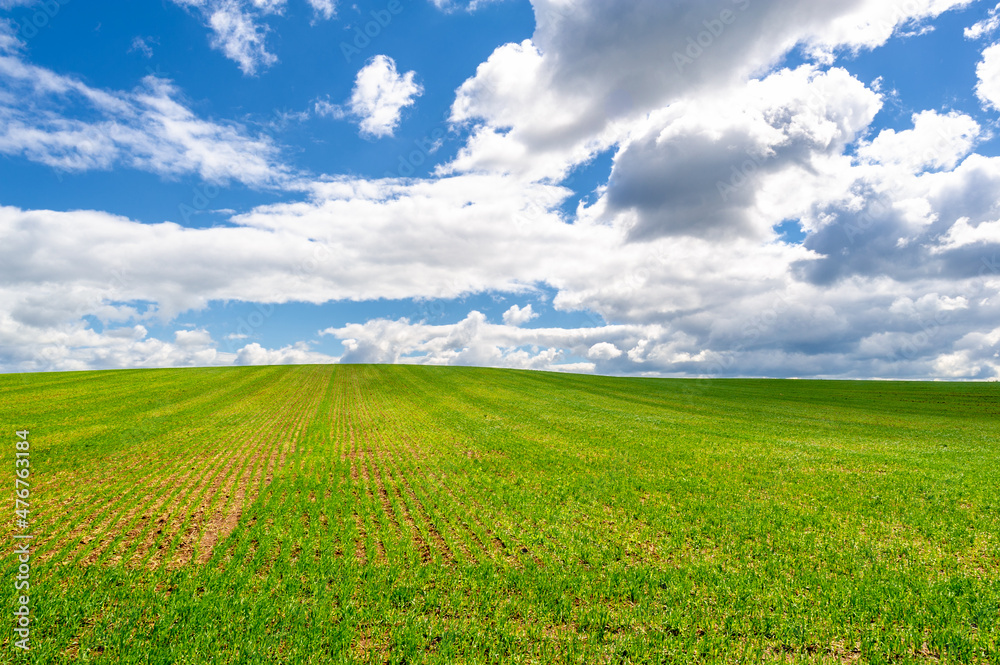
[502,304,538,326]
[5,106,1000,380]
[856,110,980,172]
[236,342,337,365]
[965,2,1000,39]
[0,54,294,187]
[444,0,971,182]
[3,0,999,381]
[792,148,1000,286]
[317,267,1000,379]
[324,310,633,372]
[587,342,622,361]
[976,42,1000,110]
[601,66,881,241]
[318,55,423,138]
[0,315,338,373]
[4,50,999,380]
[0,320,229,373]
[0,173,585,320]
[934,216,1000,251]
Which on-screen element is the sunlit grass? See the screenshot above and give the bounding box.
[0,365,997,663]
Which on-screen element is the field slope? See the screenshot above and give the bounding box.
[0,365,998,663]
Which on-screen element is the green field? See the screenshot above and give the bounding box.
[0,365,998,663]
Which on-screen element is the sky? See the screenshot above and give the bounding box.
[1,0,1000,379]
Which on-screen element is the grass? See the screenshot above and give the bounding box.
[0,364,997,663]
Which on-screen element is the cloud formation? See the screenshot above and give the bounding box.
[0,54,294,187]
[976,42,1000,110]
[430,0,500,12]
[602,66,881,241]
[170,0,282,75]
[445,0,971,181]
[4,100,1000,380]
[317,55,423,138]
[0,18,21,53]
[965,2,1000,39]
[306,0,336,20]
[2,0,999,381]
[503,304,538,326]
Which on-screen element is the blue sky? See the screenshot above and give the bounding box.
[3,0,1000,378]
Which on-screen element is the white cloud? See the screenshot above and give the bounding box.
[312,98,339,118]
[502,304,538,326]
[445,38,626,181]
[966,3,1000,39]
[0,54,295,187]
[319,55,423,138]
[175,328,215,347]
[807,0,971,56]
[5,111,1000,380]
[323,310,632,372]
[3,0,1000,381]
[306,0,336,19]
[316,265,1000,379]
[0,320,229,373]
[0,313,339,373]
[857,110,980,172]
[0,19,22,54]
[934,216,1000,251]
[587,342,622,360]
[129,36,156,58]
[0,173,584,320]
[430,0,502,13]
[445,0,971,182]
[249,0,286,12]
[206,0,278,75]
[976,42,1000,110]
[598,65,881,241]
[169,0,282,75]
[236,342,336,365]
